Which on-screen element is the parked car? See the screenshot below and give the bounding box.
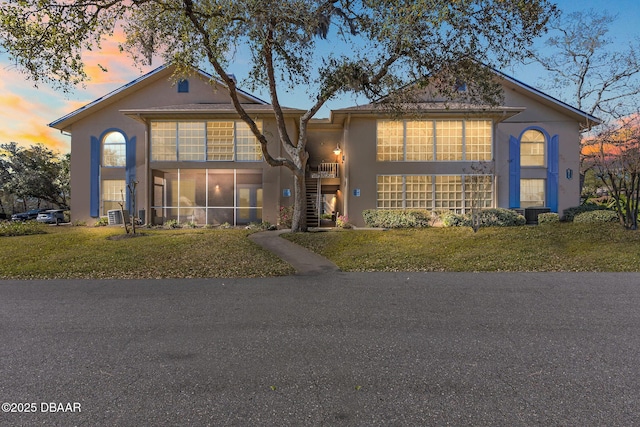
[11,209,47,221]
[36,210,66,225]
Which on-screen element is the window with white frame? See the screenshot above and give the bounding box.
[520,179,545,207]
[377,174,492,214]
[101,179,125,215]
[178,122,206,161]
[520,129,545,167]
[207,121,234,161]
[151,122,178,161]
[102,131,126,167]
[376,120,404,161]
[435,121,463,161]
[235,122,263,161]
[376,175,403,209]
[465,120,493,161]
[376,119,491,161]
[151,120,262,162]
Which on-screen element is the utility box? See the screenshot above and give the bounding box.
[524,207,550,225]
[107,209,130,225]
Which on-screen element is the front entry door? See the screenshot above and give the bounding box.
[237,185,263,224]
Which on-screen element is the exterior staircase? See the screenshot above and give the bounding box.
[305,176,320,228]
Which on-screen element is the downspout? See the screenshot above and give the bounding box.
[144,117,151,225]
[343,114,351,219]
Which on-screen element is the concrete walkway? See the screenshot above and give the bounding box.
[249,229,340,275]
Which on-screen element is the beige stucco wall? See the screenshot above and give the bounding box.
[64,68,295,225]
[339,82,585,227]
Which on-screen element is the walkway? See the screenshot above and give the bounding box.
[248,229,340,275]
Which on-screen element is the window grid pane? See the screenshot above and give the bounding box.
[377,121,404,161]
[377,175,403,209]
[207,121,234,161]
[465,120,492,161]
[235,121,263,161]
[435,121,463,161]
[103,132,126,167]
[464,175,493,210]
[406,121,433,161]
[435,175,463,213]
[521,130,545,166]
[101,179,126,215]
[151,122,177,161]
[178,122,205,161]
[521,179,545,208]
[405,176,432,209]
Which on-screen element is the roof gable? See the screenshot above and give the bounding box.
[49,65,269,131]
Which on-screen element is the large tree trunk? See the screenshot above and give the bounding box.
[291,172,308,232]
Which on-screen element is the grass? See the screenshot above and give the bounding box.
[0,226,294,279]
[284,222,640,272]
[3,222,640,279]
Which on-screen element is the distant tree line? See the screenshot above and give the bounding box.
[0,142,70,216]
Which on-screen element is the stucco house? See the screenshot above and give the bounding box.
[49,64,600,228]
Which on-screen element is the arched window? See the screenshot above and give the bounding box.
[520,129,545,167]
[103,131,126,167]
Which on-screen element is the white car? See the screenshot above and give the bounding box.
[36,210,65,225]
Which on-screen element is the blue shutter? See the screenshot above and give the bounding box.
[547,135,559,212]
[125,136,137,212]
[90,136,100,217]
[509,136,520,208]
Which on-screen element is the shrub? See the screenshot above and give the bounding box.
[185,220,198,229]
[336,214,352,228]
[0,220,46,237]
[563,203,608,222]
[537,212,560,225]
[441,212,470,227]
[278,206,293,229]
[442,208,525,228]
[574,210,618,224]
[362,209,430,228]
[246,221,276,231]
[472,208,526,227]
[94,217,109,227]
[163,219,181,229]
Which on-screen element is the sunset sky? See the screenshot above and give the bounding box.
[1,0,638,154]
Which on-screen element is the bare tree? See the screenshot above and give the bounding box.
[530,9,640,124]
[583,115,640,229]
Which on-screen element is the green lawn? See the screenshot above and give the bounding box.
[284,222,640,272]
[3,223,640,279]
[0,226,294,279]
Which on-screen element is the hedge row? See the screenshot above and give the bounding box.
[441,208,526,228]
[362,209,431,228]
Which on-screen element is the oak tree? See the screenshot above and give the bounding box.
[0,0,556,231]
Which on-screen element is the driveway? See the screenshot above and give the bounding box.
[1,272,640,426]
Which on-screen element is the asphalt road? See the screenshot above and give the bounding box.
[1,272,640,426]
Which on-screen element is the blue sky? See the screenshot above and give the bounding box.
[0,0,638,153]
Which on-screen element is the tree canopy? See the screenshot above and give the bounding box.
[0,0,557,230]
[530,9,640,122]
[0,143,70,212]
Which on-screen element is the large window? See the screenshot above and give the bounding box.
[377,174,493,214]
[435,121,463,161]
[178,122,206,161]
[377,120,492,161]
[151,120,262,162]
[101,179,125,215]
[102,131,126,167]
[520,179,545,208]
[152,169,263,225]
[521,130,545,166]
